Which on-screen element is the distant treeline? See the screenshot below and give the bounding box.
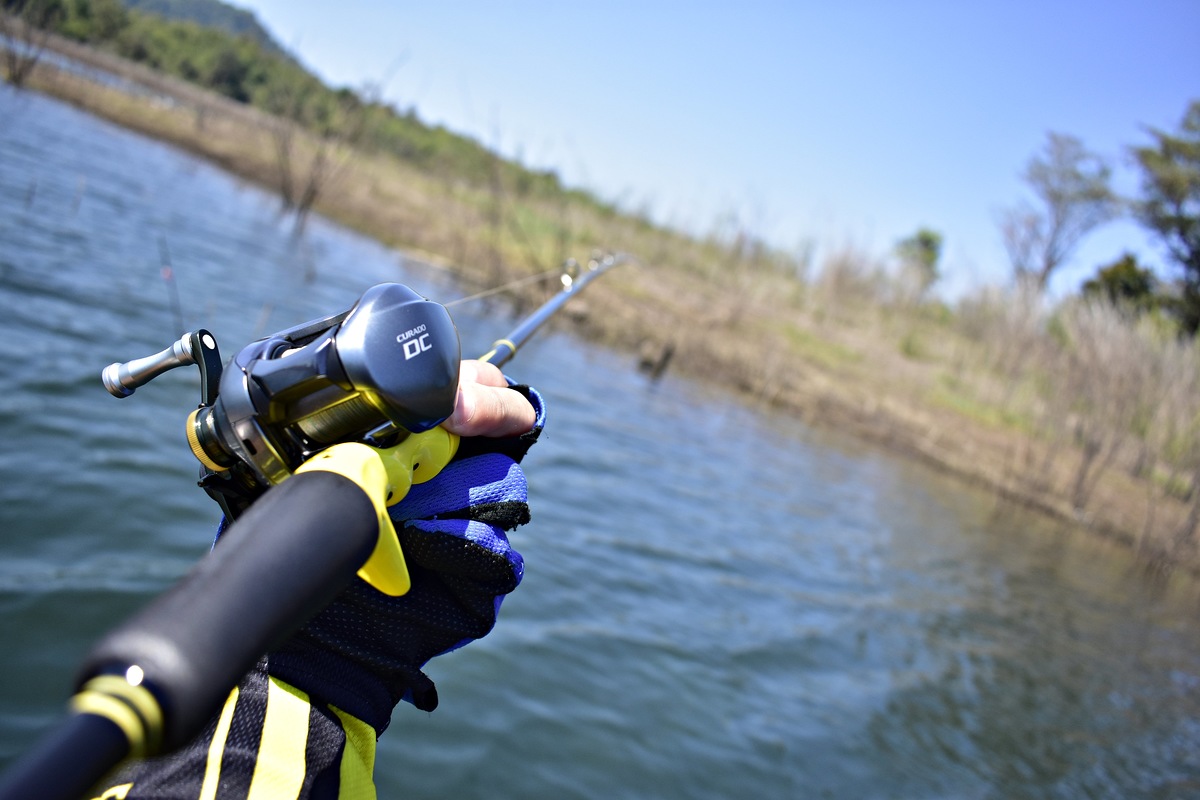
[3,0,597,208]
[5,0,1200,566]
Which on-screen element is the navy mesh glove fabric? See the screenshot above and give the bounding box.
[266,385,545,734]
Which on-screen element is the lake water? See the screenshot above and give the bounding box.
[2,87,1199,799]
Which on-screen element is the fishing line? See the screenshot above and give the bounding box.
[158,236,185,336]
[443,268,563,307]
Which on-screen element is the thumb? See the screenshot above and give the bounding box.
[443,382,536,438]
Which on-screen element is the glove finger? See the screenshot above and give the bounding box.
[399,518,524,588]
[392,453,529,526]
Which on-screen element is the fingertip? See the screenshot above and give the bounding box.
[449,383,475,434]
[444,383,534,438]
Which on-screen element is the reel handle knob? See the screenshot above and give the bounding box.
[103,333,202,398]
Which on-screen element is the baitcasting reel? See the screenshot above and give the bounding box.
[103,283,461,519]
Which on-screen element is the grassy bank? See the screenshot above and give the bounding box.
[11,38,1200,575]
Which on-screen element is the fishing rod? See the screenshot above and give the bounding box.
[479,253,627,367]
[0,254,624,800]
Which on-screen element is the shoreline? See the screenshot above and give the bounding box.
[11,37,1198,579]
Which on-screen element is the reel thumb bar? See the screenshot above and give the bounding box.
[480,253,627,367]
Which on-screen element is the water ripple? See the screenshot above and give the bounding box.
[2,88,1199,799]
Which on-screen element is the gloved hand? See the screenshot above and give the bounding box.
[266,385,545,734]
[98,385,544,797]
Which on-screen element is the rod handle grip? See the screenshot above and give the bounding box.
[76,470,378,753]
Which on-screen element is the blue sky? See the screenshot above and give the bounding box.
[231,1,1198,300]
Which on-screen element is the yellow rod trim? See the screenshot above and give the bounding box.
[79,675,164,745]
[69,692,146,759]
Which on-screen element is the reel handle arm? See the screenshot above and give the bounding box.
[102,330,222,404]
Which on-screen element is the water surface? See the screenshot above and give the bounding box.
[1,88,1198,799]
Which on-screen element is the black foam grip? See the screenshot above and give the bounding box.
[76,470,379,752]
[0,712,129,800]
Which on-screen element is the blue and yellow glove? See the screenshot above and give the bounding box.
[100,386,544,799]
[269,384,545,731]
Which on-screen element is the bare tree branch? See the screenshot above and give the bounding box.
[1,2,64,88]
[999,132,1120,291]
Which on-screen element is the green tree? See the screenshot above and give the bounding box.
[206,44,249,101]
[895,227,942,301]
[90,0,126,40]
[999,132,1120,292]
[1131,100,1200,336]
[1081,252,1158,313]
[56,0,127,42]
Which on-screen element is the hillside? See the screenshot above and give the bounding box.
[121,0,287,58]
